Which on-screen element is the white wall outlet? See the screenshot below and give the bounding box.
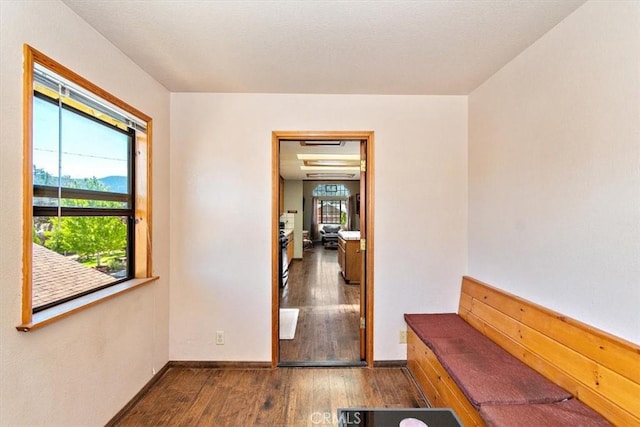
[216,331,225,345]
[399,330,407,344]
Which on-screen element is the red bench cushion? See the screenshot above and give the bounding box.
[479,399,612,427]
[404,313,572,408]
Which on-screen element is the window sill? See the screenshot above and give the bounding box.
[16,276,159,332]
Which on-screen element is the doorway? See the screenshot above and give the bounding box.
[272,131,374,367]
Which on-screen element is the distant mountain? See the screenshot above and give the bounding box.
[33,166,129,193]
[99,176,128,193]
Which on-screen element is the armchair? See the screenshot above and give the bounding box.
[320,225,341,248]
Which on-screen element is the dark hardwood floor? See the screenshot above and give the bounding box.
[112,245,427,426]
[113,366,428,426]
[279,244,360,363]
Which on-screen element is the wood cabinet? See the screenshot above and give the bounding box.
[338,236,361,283]
[286,232,294,266]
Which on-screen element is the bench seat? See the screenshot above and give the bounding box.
[479,399,609,427]
[404,314,571,408]
[405,313,611,426]
[405,277,640,425]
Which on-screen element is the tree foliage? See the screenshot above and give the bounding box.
[45,216,126,265]
[35,166,128,266]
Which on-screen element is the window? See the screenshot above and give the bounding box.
[313,184,350,225]
[318,200,348,224]
[19,45,155,330]
[312,183,350,197]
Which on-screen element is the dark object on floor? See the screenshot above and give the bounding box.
[337,408,462,427]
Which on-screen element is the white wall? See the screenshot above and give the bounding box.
[170,94,467,361]
[469,1,640,343]
[0,1,171,425]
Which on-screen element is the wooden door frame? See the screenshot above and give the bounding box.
[272,130,375,367]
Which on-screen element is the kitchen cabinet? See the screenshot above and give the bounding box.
[286,232,294,266]
[338,235,361,283]
[279,176,285,215]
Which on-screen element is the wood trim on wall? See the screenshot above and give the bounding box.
[22,44,34,325]
[169,361,273,369]
[365,133,375,365]
[373,360,407,368]
[271,133,281,367]
[271,130,375,367]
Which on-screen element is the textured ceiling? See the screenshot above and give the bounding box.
[62,0,585,95]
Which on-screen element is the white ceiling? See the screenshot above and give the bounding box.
[62,0,585,95]
[280,139,361,181]
[62,0,585,181]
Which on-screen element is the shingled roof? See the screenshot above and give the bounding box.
[32,243,115,308]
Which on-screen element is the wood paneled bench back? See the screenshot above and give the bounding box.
[406,276,640,426]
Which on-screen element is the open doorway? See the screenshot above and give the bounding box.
[272,131,374,367]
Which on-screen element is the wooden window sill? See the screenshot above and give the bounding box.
[16,276,159,332]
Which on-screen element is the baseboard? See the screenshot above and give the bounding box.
[105,362,171,426]
[373,360,407,368]
[279,360,367,368]
[169,360,273,369]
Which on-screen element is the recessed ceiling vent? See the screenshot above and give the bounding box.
[298,140,346,147]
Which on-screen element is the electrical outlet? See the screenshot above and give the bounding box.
[216,331,225,345]
[399,330,407,344]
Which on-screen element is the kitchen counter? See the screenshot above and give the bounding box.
[338,232,361,283]
[338,230,360,241]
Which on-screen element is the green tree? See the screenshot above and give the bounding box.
[33,166,57,186]
[43,217,72,254]
[52,216,126,266]
[32,227,42,245]
[39,172,128,266]
[33,165,76,188]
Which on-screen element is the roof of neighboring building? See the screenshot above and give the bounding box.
[32,243,115,308]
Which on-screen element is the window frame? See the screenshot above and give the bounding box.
[32,93,137,313]
[318,199,348,224]
[18,44,157,331]
[312,183,350,197]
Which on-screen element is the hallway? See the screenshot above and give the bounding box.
[279,244,360,364]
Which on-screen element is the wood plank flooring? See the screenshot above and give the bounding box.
[279,245,360,363]
[114,366,428,426]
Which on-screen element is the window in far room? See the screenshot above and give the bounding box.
[312,183,350,197]
[313,184,350,226]
[318,200,348,224]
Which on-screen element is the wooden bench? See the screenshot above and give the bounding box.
[406,276,640,426]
